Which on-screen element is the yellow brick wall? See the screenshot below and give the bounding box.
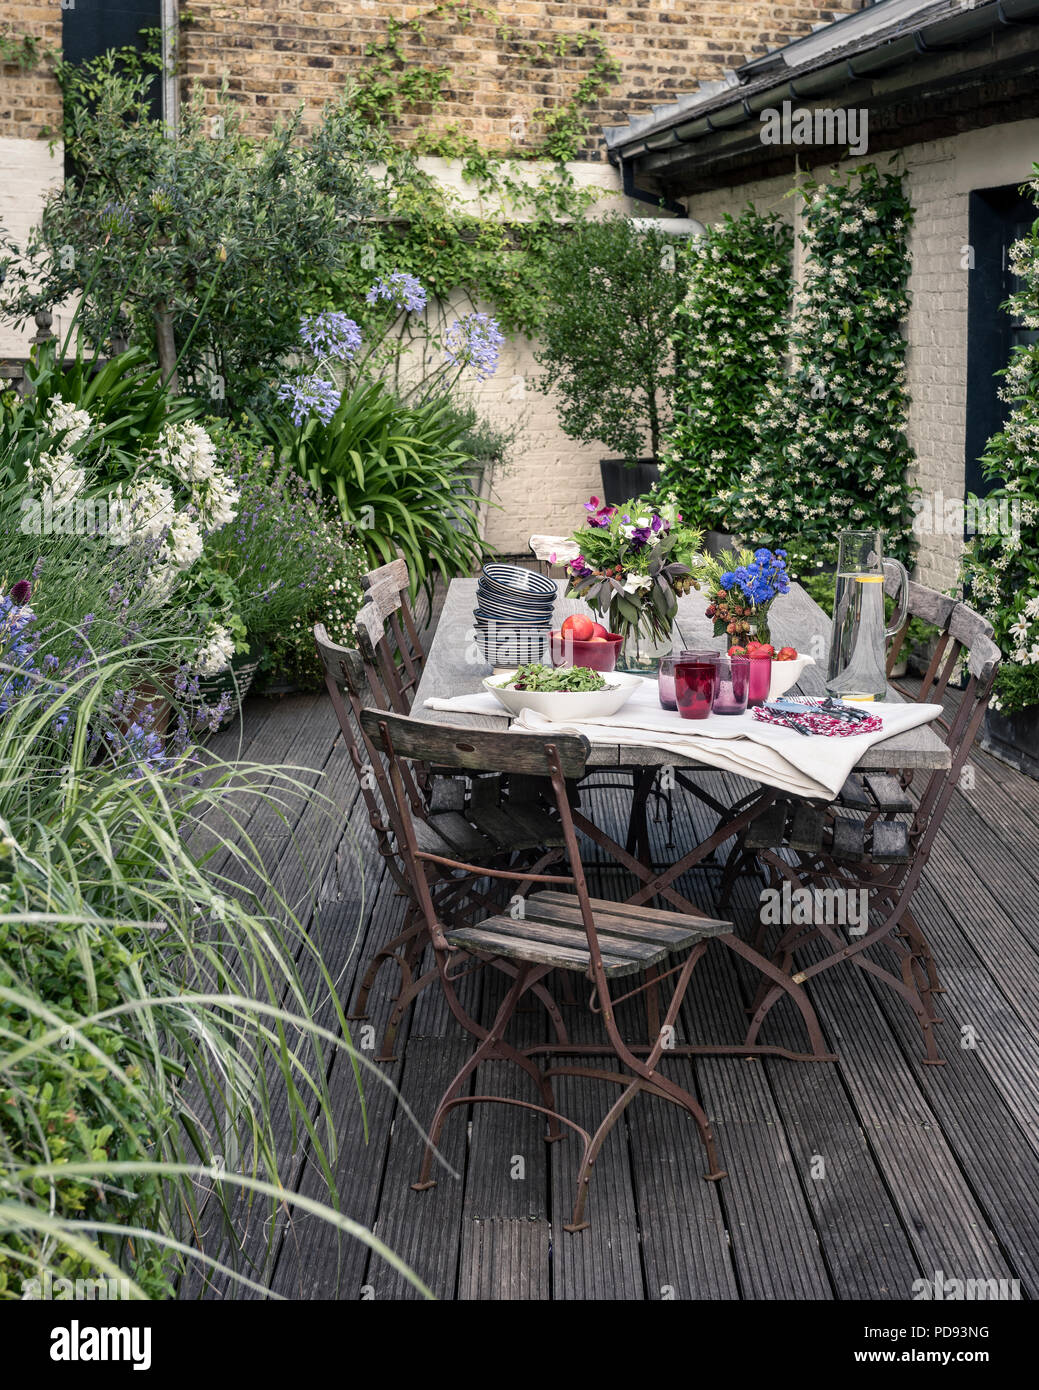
[177,1,855,152]
[0,1,62,140]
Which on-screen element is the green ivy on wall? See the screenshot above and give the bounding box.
[659,209,793,531]
[338,1,623,337]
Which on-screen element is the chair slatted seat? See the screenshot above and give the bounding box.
[831,816,866,862]
[870,819,911,864]
[862,773,914,812]
[360,707,734,1233]
[788,804,827,854]
[835,774,872,809]
[743,800,791,850]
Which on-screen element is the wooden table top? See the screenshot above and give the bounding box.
[414,578,951,774]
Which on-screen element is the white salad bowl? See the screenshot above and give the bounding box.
[768,652,816,699]
[483,670,642,722]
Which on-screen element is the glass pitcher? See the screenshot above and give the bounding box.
[825,530,908,702]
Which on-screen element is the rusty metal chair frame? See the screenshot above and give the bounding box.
[743,587,1001,1065]
[361,707,732,1233]
[314,621,568,1061]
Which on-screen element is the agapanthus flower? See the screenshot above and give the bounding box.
[444,312,504,380]
[119,478,176,543]
[98,200,135,236]
[163,512,205,569]
[365,271,427,313]
[45,397,92,447]
[194,622,236,676]
[276,373,341,426]
[30,449,87,505]
[152,420,218,483]
[193,471,240,531]
[299,311,362,361]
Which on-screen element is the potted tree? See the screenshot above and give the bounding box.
[535,216,685,504]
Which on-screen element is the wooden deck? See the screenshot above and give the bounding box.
[190,599,1039,1302]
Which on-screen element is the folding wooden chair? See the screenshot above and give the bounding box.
[739,588,1001,1064]
[361,707,733,1233]
[314,623,569,1060]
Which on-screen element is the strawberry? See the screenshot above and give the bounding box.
[728,645,748,657]
[776,646,798,662]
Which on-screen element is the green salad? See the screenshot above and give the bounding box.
[502,664,610,692]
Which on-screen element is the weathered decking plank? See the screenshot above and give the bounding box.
[188,614,1039,1301]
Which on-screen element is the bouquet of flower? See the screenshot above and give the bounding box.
[564,495,702,665]
[699,546,791,648]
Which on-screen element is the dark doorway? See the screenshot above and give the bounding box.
[965,184,1039,497]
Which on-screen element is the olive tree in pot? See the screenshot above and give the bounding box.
[535,216,685,504]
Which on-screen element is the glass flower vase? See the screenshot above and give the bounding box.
[613,608,673,675]
[747,607,772,649]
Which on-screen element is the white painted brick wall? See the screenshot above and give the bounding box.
[0,137,64,358]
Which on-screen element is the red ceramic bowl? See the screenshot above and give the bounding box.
[550,631,623,673]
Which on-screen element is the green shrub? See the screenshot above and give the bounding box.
[960,165,1039,716]
[259,378,485,595]
[727,166,916,568]
[0,43,382,410]
[660,210,793,530]
[534,216,687,463]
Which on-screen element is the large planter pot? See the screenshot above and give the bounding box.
[705,530,737,558]
[980,706,1039,780]
[453,458,495,537]
[599,457,660,505]
[194,640,265,730]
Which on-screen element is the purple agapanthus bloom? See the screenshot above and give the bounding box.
[299,311,362,362]
[444,312,504,380]
[366,271,427,313]
[99,200,135,235]
[276,374,342,426]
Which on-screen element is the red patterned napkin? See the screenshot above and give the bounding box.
[752,700,883,738]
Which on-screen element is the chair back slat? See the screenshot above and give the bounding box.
[879,585,1002,855]
[359,553,427,686]
[359,708,590,780]
[312,622,413,890]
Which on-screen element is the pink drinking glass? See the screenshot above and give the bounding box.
[748,654,772,707]
[675,659,717,720]
[712,655,750,715]
[679,651,720,700]
[658,655,678,710]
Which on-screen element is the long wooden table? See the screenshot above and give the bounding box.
[415,579,950,775]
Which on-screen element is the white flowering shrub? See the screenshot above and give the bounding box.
[726,165,916,569]
[961,168,1039,715]
[659,209,793,529]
